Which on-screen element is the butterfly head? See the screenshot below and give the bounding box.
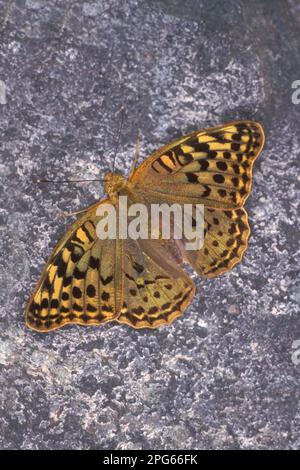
[104,172,130,201]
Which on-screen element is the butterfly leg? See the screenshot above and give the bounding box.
[57,199,105,219]
[56,207,89,219]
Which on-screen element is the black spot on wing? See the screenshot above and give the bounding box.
[186,173,198,183]
[100,275,113,285]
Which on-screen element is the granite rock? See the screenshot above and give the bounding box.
[0,0,299,450]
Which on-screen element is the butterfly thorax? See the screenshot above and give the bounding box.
[104,172,132,203]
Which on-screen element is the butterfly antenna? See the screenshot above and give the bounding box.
[111,104,125,174]
[129,132,140,179]
[35,178,105,184]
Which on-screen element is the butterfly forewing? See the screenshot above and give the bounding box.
[26,201,122,331]
[131,121,265,210]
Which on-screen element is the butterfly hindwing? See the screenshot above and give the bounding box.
[117,238,195,328]
[131,121,265,209]
[183,207,250,278]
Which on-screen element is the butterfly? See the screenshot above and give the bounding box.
[26,121,265,332]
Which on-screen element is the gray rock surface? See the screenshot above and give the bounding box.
[0,0,300,450]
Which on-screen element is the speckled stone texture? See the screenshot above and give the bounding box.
[0,0,300,450]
